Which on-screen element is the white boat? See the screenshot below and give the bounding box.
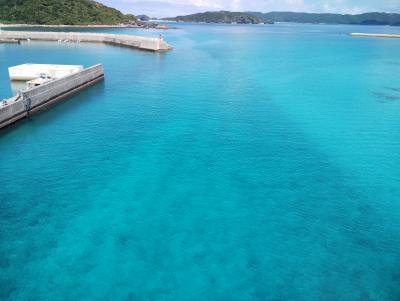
[8,64,83,81]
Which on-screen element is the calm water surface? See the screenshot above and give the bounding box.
[1,23,400,300]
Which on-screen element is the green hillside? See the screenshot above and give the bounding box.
[0,0,136,25]
[251,12,400,26]
[166,11,269,24]
[166,10,400,26]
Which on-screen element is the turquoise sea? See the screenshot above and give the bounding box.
[1,23,400,300]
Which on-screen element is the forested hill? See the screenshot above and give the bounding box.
[251,12,400,26]
[165,11,271,24]
[0,0,136,25]
[166,11,400,26]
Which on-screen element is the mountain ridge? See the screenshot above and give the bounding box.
[164,11,271,24]
[165,11,400,26]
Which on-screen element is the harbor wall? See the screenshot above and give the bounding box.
[0,64,104,129]
[0,31,172,51]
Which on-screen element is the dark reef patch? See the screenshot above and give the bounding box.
[385,87,400,92]
[373,92,400,103]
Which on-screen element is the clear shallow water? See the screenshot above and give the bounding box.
[0,23,400,300]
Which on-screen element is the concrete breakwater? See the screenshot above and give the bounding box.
[0,38,20,44]
[350,33,400,39]
[0,31,172,51]
[0,64,104,130]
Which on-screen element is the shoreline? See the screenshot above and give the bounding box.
[0,23,173,30]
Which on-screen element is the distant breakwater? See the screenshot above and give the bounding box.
[350,33,400,39]
[0,31,172,52]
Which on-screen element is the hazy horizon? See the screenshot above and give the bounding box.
[98,0,400,18]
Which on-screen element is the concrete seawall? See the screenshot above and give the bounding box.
[350,33,400,39]
[0,38,20,44]
[0,64,104,130]
[0,31,172,51]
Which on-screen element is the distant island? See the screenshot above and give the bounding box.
[165,11,400,26]
[137,15,151,22]
[0,0,167,28]
[165,11,273,24]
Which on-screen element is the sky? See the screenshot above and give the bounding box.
[99,0,400,17]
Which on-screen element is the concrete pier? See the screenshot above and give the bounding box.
[350,33,400,39]
[0,38,20,44]
[0,64,104,130]
[0,31,172,51]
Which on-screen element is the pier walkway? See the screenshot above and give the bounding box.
[0,31,172,51]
